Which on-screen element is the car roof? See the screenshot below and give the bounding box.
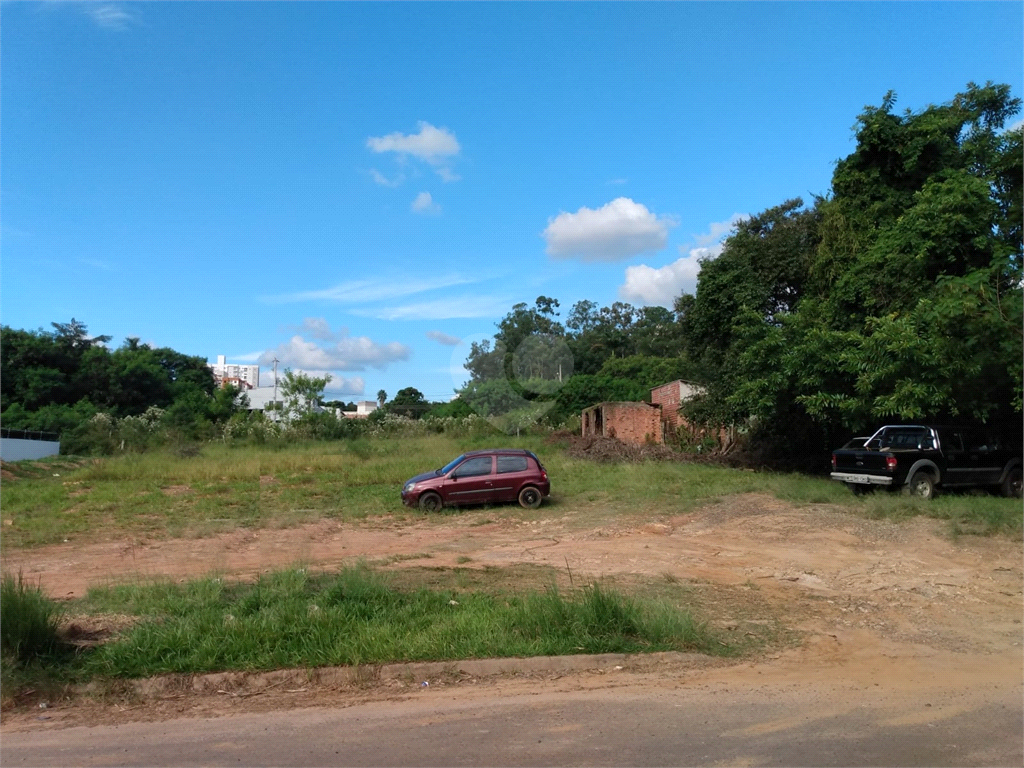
[464,448,532,457]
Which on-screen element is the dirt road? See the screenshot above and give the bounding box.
[2,493,1022,765]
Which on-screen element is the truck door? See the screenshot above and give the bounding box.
[938,429,968,486]
[962,429,1004,485]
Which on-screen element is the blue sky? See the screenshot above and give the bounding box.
[2,2,1021,403]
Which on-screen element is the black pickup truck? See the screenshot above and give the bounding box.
[830,424,1023,500]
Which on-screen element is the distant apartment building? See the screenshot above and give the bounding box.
[210,355,259,389]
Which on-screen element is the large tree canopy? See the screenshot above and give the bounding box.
[679,82,1022,468]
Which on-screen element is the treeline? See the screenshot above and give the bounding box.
[1,319,245,450]
[453,82,1023,469]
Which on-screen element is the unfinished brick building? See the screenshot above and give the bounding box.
[581,401,663,445]
[649,379,704,433]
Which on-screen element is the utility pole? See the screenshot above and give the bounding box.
[272,357,279,417]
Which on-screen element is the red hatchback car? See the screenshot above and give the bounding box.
[401,449,550,512]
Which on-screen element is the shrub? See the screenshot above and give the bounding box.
[222,413,283,445]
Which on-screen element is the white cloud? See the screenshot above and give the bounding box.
[298,317,336,341]
[618,246,718,308]
[690,213,749,248]
[367,121,461,181]
[263,369,364,396]
[263,275,473,304]
[411,192,441,214]
[543,198,675,262]
[325,376,365,395]
[87,4,133,28]
[619,214,748,307]
[356,295,510,320]
[369,169,403,187]
[259,321,411,372]
[367,122,460,162]
[426,330,461,346]
[435,167,461,183]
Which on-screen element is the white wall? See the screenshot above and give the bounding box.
[0,438,60,461]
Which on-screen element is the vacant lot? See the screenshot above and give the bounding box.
[1,435,1021,735]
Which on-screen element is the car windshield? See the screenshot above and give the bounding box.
[439,454,466,476]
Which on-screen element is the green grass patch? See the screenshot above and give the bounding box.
[60,564,727,679]
[2,435,1019,547]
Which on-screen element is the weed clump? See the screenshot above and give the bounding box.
[1,571,64,662]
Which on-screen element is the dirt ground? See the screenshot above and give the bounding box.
[2,492,1022,732]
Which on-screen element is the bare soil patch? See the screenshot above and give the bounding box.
[2,492,1020,730]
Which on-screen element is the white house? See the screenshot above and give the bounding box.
[244,386,324,421]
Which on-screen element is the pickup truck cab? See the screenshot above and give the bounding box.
[830,424,1022,500]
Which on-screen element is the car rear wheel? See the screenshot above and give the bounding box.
[418,492,442,512]
[1002,467,1023,499]
[518,486,542,509]
[905,471,935,500]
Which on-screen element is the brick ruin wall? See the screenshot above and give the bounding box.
[582,402,663,445]
[650,382,682,431]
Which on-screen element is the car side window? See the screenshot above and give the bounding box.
[497,456,528,474]
[454,456,493,478]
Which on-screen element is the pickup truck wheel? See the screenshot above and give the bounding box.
[518,486,542,509]
[418,492,443,512]
[1002,467,1023,499]
[905,471,935,500]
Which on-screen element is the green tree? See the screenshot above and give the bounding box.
[279,369,333,418]
[387,387,428,418]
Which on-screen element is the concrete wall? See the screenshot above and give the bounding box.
[581,402,663,445]
[0,438,60,461]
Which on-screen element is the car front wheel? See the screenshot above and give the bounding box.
[518,486,542,509]
[418,492,442,512]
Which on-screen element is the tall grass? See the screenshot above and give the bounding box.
[0,571,64,662]
[76,565,724,678]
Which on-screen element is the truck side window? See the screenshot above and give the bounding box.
[939,430,963,451]
[963,431,989,451]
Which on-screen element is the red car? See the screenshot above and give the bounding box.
[401,449,550,511]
